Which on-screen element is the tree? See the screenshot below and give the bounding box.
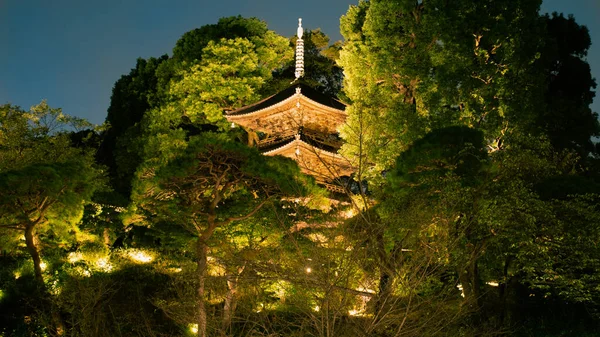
[171,16,270,65]
[538,13,599,158]
[133,134,315,337]
[268,29,344,97]
[380,127,488,309]
[100,17,293,201]
[165,35,292,129]
[98,55,169,199]
[338,0,546,178]
[0,102,104,335]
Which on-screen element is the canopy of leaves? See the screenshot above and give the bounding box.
[137,133,316,232]
[0,102,104,249]
[100,17,293,200]
[538,13,599,158]
[338,0,546,176]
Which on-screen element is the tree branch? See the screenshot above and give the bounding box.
[217,199,270,227]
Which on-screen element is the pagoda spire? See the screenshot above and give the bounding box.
[295,18,305,80]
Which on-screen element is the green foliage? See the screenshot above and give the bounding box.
[99,56,169,199]
[57,265,181,336]
[0,161,100,235]
[166,35,292,128]
[134,133,315,232]
[268,29,344,97]
[338,0,546,176]
[2,8,599,336]
[172,16,269,64]
[538,13,599,158]
[100,17,294,203]
[0,102,92,171]
[0,103,104,249]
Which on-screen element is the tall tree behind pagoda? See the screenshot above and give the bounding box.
[338,0,600,329]
[338,0,545,179]
[98,56,168,201]
[100,16,284,200]
[338,0,537,319]
[267,29,344,97]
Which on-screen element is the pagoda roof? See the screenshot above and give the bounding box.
[226,84,347,135]
[227,83,346,116]
[263,136,354,180]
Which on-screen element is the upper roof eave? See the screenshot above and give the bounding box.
[226,83,347,116]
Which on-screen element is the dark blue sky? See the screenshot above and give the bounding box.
[1,0,598,125]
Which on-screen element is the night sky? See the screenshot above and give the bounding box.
[1,0,598,126]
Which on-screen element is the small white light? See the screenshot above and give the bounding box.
[305,267,312,273]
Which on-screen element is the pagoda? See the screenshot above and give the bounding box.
[226,19,353,193]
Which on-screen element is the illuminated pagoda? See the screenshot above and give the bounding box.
[226,19,353,193]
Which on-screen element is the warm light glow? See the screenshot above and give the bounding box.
[14,271,21,279]
[357,286,375,294]
[189,324,198,334]
[487,281,499,287]
[127,250,153,263]
[457,284,465,297]
[49,279,62,296]
[274,282,287,299]
[340,208,356,219]
[348,309,361,316]
[305,267,312,273]
[68,252,83,263]
[96,258,113,272]
[207,256,225,276]
[40,262,47,271]
[313,305,320,312]
[308,233,327,243]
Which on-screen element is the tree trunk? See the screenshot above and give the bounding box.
[24,224,64,336]
[375,271,391,313]
[196,238,209,337]
[25,224,44,288]
[458,257,480,311]
[374,233,394,314]
[499,256,513,326]
[103,227,111,247]
[222,275,238,332]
